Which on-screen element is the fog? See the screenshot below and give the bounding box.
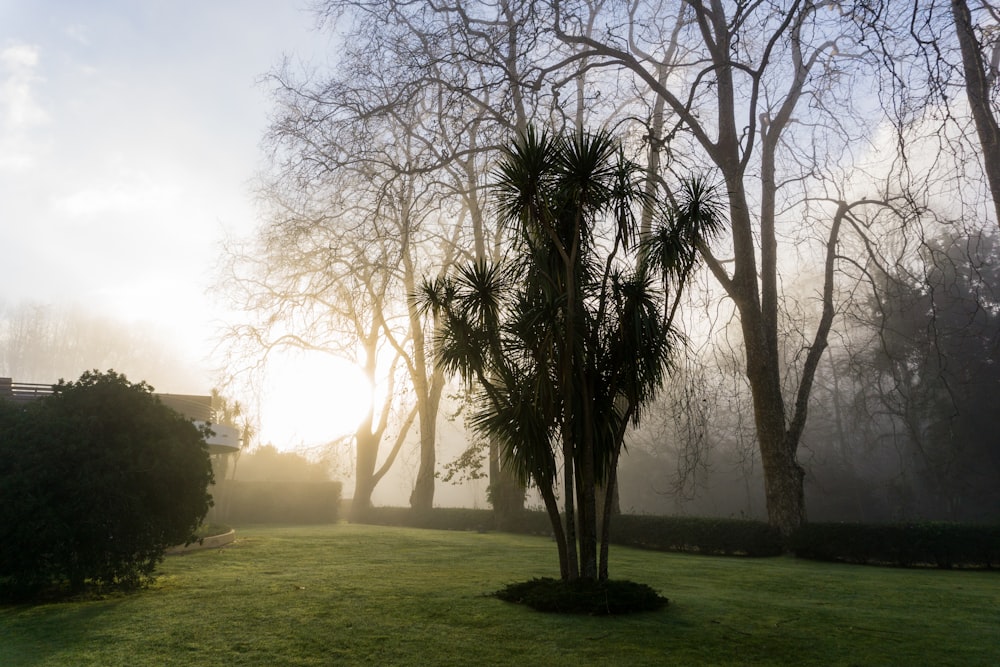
[0,2,330,394]
[4,2,1000,525]
[0,301,204,393]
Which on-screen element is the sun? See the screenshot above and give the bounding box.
[258,349,371,451]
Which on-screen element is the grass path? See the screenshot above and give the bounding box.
[1,523,998,666]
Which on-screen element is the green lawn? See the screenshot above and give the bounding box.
[1,523,997,666]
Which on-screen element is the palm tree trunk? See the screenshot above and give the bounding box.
[575,435,599,580]
[561,431,579,580]
[538,476,569,580]
[598,443,623,581]
[489,438,524,529]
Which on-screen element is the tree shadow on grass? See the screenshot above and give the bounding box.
[0,597,123,666]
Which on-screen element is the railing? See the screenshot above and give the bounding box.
[0,377,55,403]
[0,379,216,422]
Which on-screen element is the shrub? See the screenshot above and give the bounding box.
[224,481,341,524]
[0,371,214,599]
[790,522,1000,568]
[493,577,668,615]
[233,444,330,482]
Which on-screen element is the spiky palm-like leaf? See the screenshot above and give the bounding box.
[642,177,725,284]
[420,128,725,581]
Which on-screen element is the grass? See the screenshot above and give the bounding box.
[0,523,997,666]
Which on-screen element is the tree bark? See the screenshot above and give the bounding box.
[407,324,443,512]
[952,0,1000,231]
[409,443,436,512]
[561,423,579,581]
[598,450,622,581]
[538,473,570,580]
[488,439,525,530]
[351,423,378,520]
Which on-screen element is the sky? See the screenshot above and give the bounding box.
[0,1,333,395]
[0,3,479,490]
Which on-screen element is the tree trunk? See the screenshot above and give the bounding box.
[576,456,599,580]
[402,203,443,514]
[574,385,599,579]
[762,437,806,537]
[350,423,378,521]
[598,449,622,581]
[489,437,524,530]
[409,370,443,513]
[538,475,570,580]
[744,334,806,536]
[952,0,1000,231]
[561,428,579,581]
[409,451,435,512]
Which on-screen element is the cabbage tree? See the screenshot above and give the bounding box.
[417,127,723,580]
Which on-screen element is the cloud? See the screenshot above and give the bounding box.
[53,175,177,220]
[0,42,48,171]
[1,43,39,71]
[63,24,91,47]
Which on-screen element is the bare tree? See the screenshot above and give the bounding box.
[219,0,579,512]
[217,188,417,516]
[546,0,908,534]
[302,0,583,519]
[866,1,1000,229]
[951,0,1000,229]
[255,0,966,536]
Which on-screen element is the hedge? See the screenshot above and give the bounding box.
[222,481,342,525]
[355,508,1000,567]
[353,508,781,556]
[790,522,1000,568]
[353,507,548,533]
[610,514,783,557]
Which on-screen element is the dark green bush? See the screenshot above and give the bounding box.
[224,481,341,524]
[0,371,214,600]
[790,522,1000,568]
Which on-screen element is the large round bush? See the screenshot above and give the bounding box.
[0,370,214,598]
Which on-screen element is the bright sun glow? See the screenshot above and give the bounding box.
[258,350,371,451]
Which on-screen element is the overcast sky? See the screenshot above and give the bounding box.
[0,1,332,391]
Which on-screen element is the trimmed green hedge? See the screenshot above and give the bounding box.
[354,507,547,532]
[354,508,781,556]
[790,522,1000,568]
[355,508,1000,567]
[223,481,341,524]
[610,515,783,557]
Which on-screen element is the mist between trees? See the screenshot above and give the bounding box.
[0,302,204,392]
[214,1,1000,533]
